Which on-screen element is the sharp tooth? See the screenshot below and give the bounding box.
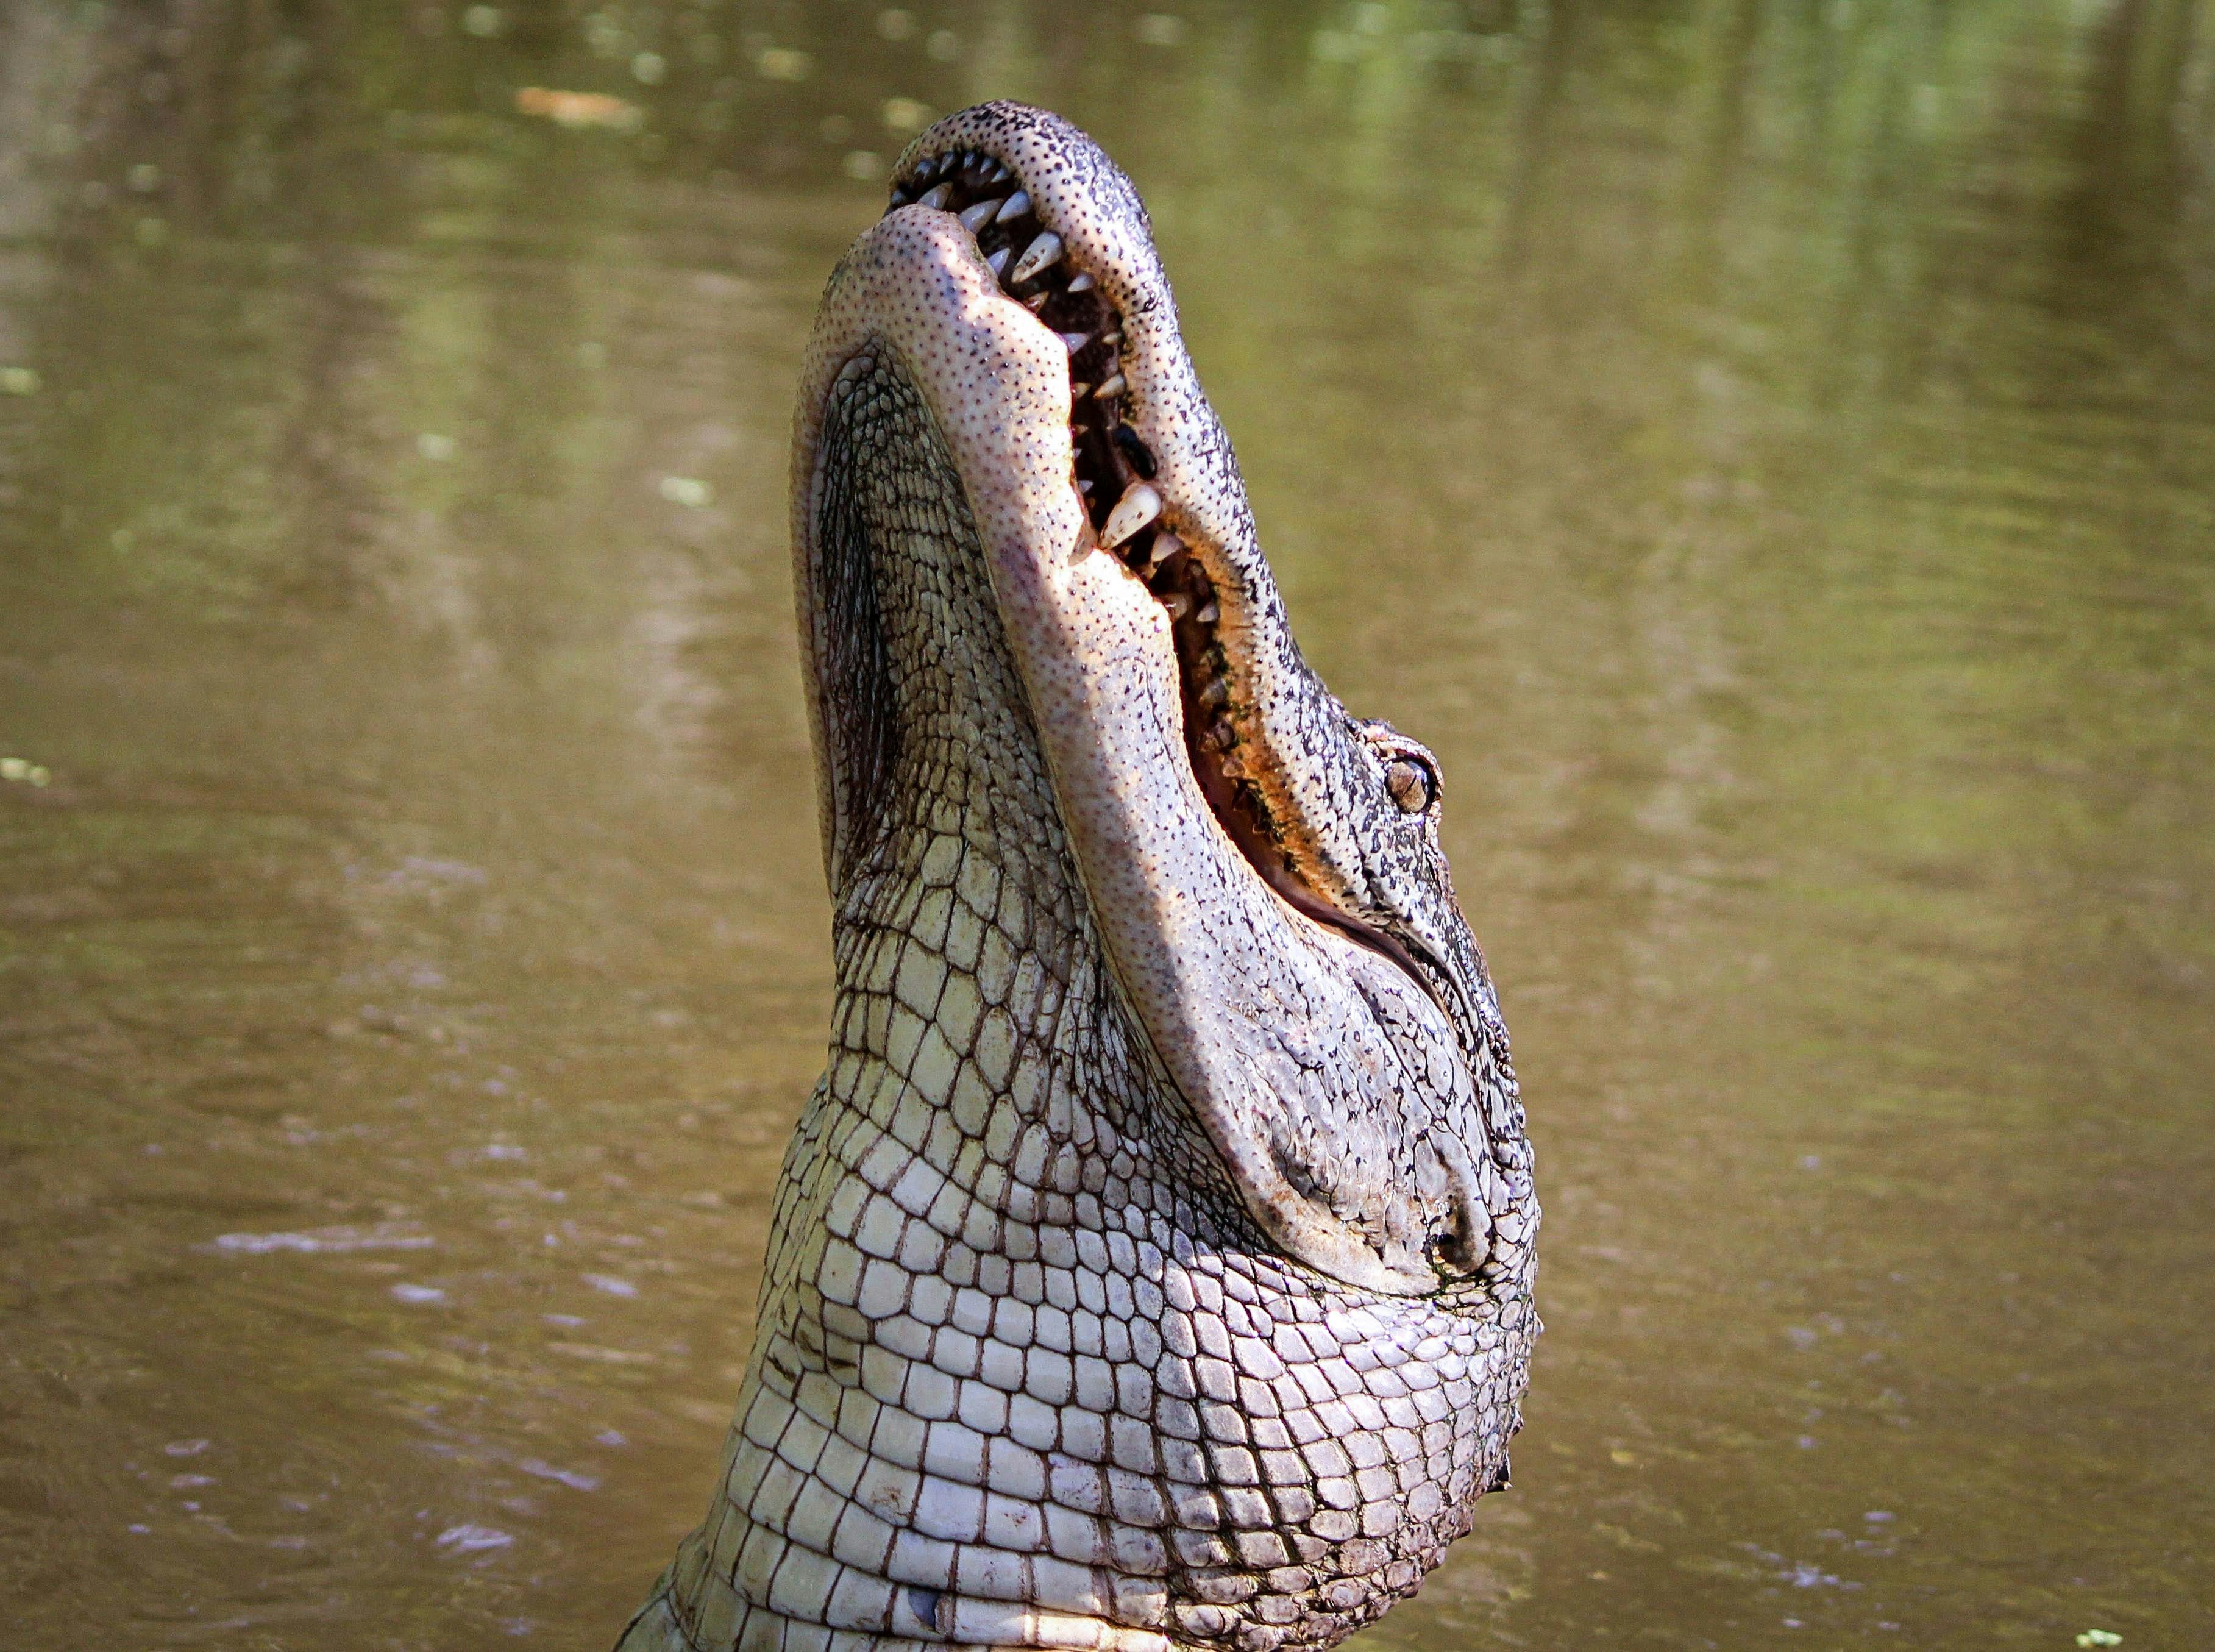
[1196,599,1220,623]
[959,199,1003,232]
[1100,330,1122,347]
[1066,271,1096,293]
[1009,230,1064,284]
[986,246,1011,277]
[913,155,940,181]
[1164,592,1192,621]
[1068,381,1093,400]
[888,188,914,207]
[1221,756,1246,779]
[1146,530,1181,566]
[994,190,1033,224]
[918,182,953,209]
[1211,717,1236,750]
[986,162,1010,183]
[1078,479,1093,494]
[1199,676,1229,709]
[1022,292,1050,312]
[1100,480,1162,549]
[1094,371,1126,400]
[1059,332,1091,355]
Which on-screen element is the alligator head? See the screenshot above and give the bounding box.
[620,102,1537,1652]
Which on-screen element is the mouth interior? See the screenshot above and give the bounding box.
[891,150,1446,1007]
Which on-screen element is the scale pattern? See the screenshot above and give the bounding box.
[620,359,1534,1652]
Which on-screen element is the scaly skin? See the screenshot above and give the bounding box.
[618,104,1537,1652]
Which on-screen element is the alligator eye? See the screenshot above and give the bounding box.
[1385,757,1435,814]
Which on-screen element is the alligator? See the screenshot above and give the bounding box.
[617,102,1538,1652]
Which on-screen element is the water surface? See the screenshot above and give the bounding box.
[2,2,2211,1648]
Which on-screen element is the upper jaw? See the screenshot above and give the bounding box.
[885,107,1387,931]
[888,107,1501,1053]
[794,109,1499,1297]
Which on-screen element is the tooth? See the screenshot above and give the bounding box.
[1078,479,1093,494]
[913,155,940,180]
[1009,230,1064,284]
[994,190,1032,224]
[1067,271,1096,292]
[1068,381,1093,400]
[1199,676,1229,709]
[918,182,953,210]
[986,246,1011,277]
[1059,332,1091,355]
[1221,756,1246,778]
[1145,530,1181,566]
[1100,480,1162,548]
[1196,599,1220,623]
[1164,592,1192,621]
[1023,292,1050,311]
[1211,717,1236,750]
[1093,372,1126,400]
[959,199,1002,232]
[986,162,1010,183]
[1100,330,1122,347]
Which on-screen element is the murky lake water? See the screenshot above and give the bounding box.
[3,2,2211,1647]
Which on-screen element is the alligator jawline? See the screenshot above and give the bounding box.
[886,150,1447,1011]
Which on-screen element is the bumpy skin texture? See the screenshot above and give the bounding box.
[619,106,1537,1652]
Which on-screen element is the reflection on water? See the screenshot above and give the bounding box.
[2,2,2211,1647]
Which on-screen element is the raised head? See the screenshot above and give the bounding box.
[622,102,1537,1652]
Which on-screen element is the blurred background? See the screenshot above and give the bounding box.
[1,1,2211,1648]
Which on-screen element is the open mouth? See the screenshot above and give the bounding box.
[887,148,1446,1005]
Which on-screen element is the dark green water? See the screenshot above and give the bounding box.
[2,2,2211,1647]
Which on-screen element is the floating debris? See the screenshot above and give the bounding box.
[0,367,38,395]
[519,1457,600,1492]
[881,96,930,134]
[416,432,456,461]
[514,87,644,131]
[461,6,503,38]
[436,1523,514,1552]
[659,475,711,507]
[1136,14,1187,46]
[213,1224,433,1255]
[391,1283,447,1305]
[0,758,51,787]
[756,46,811,82]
